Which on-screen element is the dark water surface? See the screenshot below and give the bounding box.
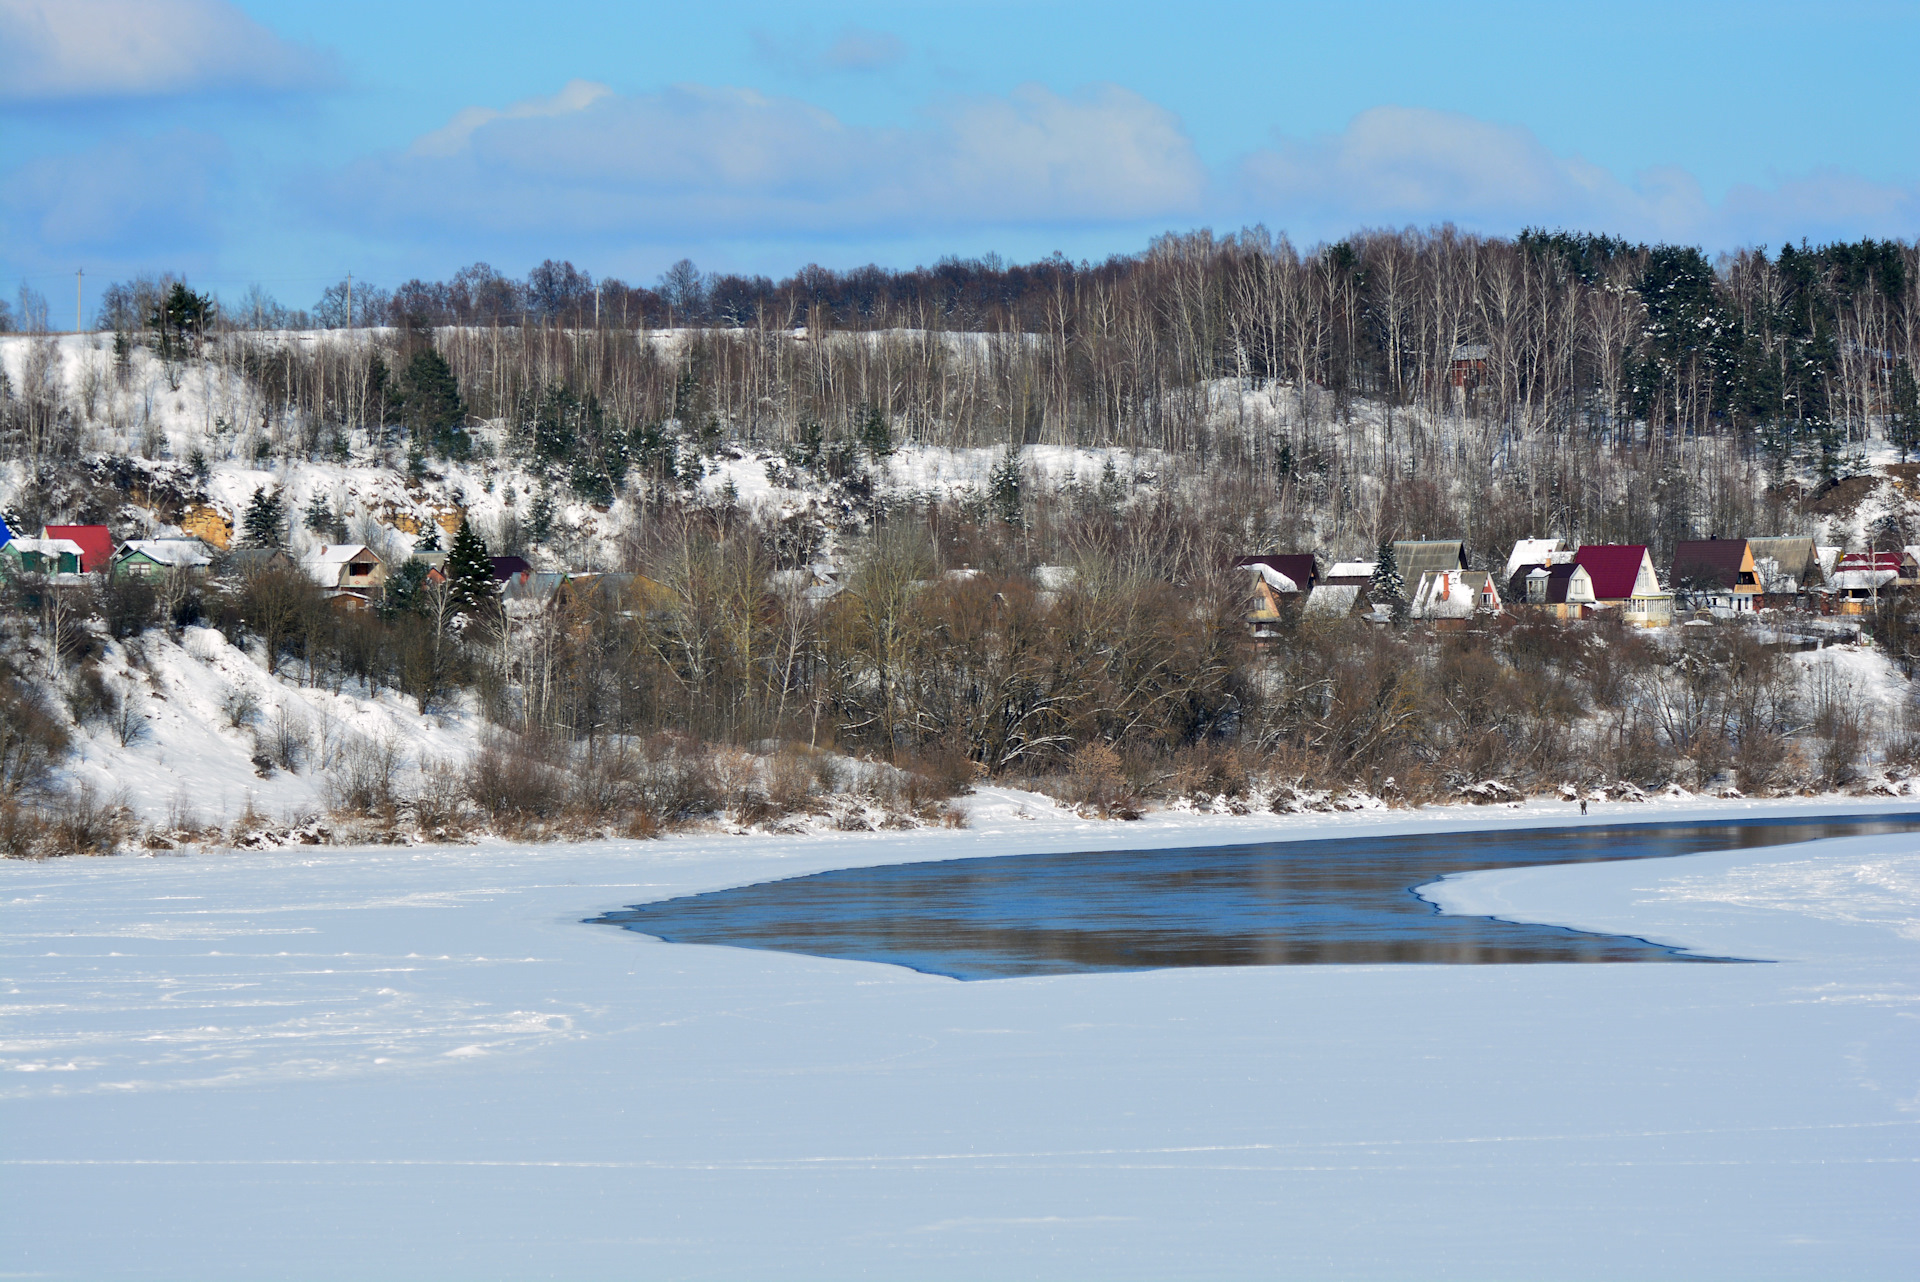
[592,814,1920,979]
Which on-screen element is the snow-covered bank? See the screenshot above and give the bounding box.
[4,800,1918,1280]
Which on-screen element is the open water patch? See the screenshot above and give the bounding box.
[591,814,1920,979]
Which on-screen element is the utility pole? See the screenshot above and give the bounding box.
[74,268,83,334]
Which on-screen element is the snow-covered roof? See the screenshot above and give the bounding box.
[1505,539,1565,580]
[1326,561,1375,580]
[1829,569,1897,591]
[1410,570,1490,619]
[1304,583,1359,617]
[301,543,381,586]
[118,539,211,567]
[4,536,85,558]
[1249,563,1298,594]
[1032,565,1077,591]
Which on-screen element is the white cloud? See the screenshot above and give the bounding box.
[1237,106,1919,245]
[346,80,1206,239]
[0,0,329,101]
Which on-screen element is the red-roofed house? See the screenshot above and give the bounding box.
[1573,545,1672,626]
[42,525,113,573]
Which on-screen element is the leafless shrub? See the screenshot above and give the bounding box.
[1,677,71,796]
[220,684,261,730]
[322,734,405,814]
[260,706,307,772]
[1048,742,1141,819]
[465,734,568,823]
[104,680,149,748]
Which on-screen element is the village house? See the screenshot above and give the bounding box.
[1671,539,1760,615]
[1826,551,1909,614]
[1574,545,1673,626]
[1746,536,1821,596]
[0,534,87,579]
[1408,569,1499,624]
[1235,554,1318,636]
[301,543,388,608]
[112,539,214,580]
[1508,560,1596,619]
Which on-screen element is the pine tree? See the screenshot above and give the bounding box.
[242,487,286,548]
[444,516,496,621]
[1368,541,1406,620]
[414,521,441,552]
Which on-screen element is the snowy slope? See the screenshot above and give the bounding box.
[62,626,477,827]
[4,797,1918,1280]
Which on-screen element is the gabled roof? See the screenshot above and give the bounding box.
[1234,554,1318,591]
[1247,563,1298,594]
[1671,539,1749,590]
[117,538,212,568]
[301,543,381,587]
[1574,545,1650,600]
[43,525,113,572]
[1393,540,1469,575]
[1325,560,1375,581]
[1746,537,1817,580]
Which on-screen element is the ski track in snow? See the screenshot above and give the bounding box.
[4,795,1919,1279]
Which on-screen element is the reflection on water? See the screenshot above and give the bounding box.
[592,815,1920,979]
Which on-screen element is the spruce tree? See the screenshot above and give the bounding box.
[398,348,465,457]
[444,516,496,620]
[414,521,441,552]
[243,486,286,548]
[1368,541,1407,620]
[527,484,555,542]
[856,403,894,461]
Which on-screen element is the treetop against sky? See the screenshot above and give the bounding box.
[1,0,1915,301]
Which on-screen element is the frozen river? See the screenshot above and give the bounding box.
[4,793,1916,1279]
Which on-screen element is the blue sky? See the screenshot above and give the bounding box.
[2,0,1916,315]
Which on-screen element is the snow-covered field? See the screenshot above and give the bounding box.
[4,792,1917,1280]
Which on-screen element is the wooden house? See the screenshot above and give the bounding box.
[1671,539,1760,615]
[1827,552,1910,614]
[1746,537,1821,594]
[0,535,86,578]
[1409,569,1499,624]
[1573,545,1673,626]
[1235,554,1318,635]
[301,543,387,608]
[112,539,214,580]
[1447,343,1490,389]
[1508,561,1596,619]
